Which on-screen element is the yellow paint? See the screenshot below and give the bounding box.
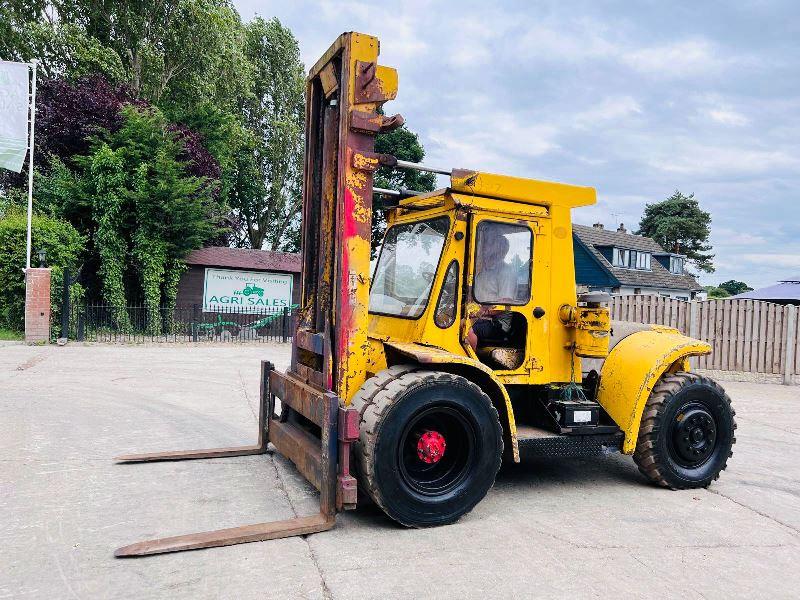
[450,169,596,208]
[352,153,379,170]
[346,170,367,189]
[559,304,611,358]
[350,190,369,223]
[596,328,711,454]
[374,65,399,101]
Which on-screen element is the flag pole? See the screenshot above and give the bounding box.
[25,60,38,271]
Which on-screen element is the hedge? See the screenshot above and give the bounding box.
[0,209,85,332]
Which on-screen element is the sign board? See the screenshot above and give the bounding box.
[0,61,30,173]
[203,268,293,313]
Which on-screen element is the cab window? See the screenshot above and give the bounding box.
[434,260,459,328]
[370,217,450,318]
[474,222,532,305]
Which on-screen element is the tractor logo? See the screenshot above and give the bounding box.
[237,282,264,297]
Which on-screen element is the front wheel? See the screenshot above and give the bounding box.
[634,372,736,489]
[353,367,503,527]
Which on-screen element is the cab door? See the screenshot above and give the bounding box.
[463,214,548,383]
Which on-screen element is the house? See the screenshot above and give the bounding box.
[733,276,800,305]
[175,247,302,310]
[573,223,705,300]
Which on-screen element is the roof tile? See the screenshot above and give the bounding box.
[573,224,702,292]
[185,247,301,272]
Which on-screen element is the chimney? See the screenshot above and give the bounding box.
[617,223,626,233]
[592,222,604,229]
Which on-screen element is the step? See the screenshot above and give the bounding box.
[515,425,623,459]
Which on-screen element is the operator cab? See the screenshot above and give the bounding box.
[368,196,532,373]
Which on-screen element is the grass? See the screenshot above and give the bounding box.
[0,328,23,341]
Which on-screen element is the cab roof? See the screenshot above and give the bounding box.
[397,169,596,211]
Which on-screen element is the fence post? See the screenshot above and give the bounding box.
[282,306,288,343]
[783,304,797,386]
[192,304,199,342]
[689,300,700,339]
[60,267,71,339]
[77,305,85,342]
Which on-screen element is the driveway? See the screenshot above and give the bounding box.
[1,344,798,599]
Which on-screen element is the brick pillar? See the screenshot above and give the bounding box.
[25,268,51,343]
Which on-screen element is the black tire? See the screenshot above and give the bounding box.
[634,372,736,489]
[352,367,503,527]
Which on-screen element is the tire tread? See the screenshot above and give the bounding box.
[351,367,502,526]
[633,372,736,489]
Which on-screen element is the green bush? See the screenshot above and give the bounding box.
[36,105,218,335]
[0,208,86,332]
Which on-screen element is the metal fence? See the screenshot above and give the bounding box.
[610,295,799,384]
[63,303,297,343]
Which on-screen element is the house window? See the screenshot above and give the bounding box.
[612,247,651,270]
[670,256,684,274]
[612,247,629,267]
[634,288,642,294]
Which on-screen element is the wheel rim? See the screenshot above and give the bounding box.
[398,405,476,497]
[669,402,717,468]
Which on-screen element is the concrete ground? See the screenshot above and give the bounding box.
[1,344,798,599]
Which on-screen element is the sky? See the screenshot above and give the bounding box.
[234,0,799,289]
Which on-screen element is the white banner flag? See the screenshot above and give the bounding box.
[0,60,31,173]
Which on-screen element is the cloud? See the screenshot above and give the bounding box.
[517,21,732,80]
[645,141,799,176]
[427,112,561,173]
[741,253,800,269]
[707,108,749,126]
[621,39,726,77]
[713,227,767,246]
[517,19,620,63]
[574,96,642,127]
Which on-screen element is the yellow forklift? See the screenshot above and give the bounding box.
[115,32,736,556]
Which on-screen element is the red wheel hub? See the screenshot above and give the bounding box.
[417,430,446,464]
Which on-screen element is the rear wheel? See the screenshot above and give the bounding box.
[352,368,503,527]
[634,372,736,489]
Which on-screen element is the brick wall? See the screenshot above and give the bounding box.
[25,268,51,343]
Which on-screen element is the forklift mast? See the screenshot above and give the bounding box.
[296,32,401,402]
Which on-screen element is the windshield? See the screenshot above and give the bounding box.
[370,217,450,318]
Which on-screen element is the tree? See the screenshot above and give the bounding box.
[0,3,125,82]
[636,191,714,273]
[229,17,304,251]
[88,145,131,331]
[0,73,133,192]
[0,0,250,114]
[718,280,753,296]
[36,105,219,331]
[703,285,730,299]
[371,125,437,255]
[120,108,217,331]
